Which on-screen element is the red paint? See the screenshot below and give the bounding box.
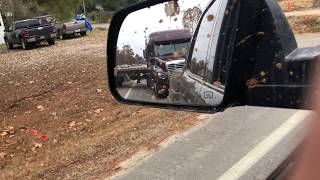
[287,0,293,12]
[31,129,38,135]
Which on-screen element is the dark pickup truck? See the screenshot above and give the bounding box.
[4,19,57,50]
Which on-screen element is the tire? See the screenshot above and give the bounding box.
[80,31,87,36]
[4,39,13,49]
[153,82,160,97]
[154,82,168,98]
[20,38,30,50]
[116,77,124,87]
[147,78,152,89]
[47,39,55,45]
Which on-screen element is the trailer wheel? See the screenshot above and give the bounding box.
[153,82,161,97]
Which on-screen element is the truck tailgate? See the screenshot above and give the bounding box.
[65,21,86,30]
[27,25,55,37]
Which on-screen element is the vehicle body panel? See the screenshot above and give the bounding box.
[0,13,5,44]
[169,0,228,105]
[63,20,87,35]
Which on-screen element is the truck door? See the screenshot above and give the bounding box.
[182,0,228,106]
[7,25,19,44]
[0,13,5,44]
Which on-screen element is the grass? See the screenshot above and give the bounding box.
[0,44,6,49]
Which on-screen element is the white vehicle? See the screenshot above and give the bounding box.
[0,13,5,44]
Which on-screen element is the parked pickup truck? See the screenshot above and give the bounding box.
[35,15,87,40]
[4,19,56,50]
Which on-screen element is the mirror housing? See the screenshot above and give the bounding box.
[108,0,234,113]
[107,0,320,113]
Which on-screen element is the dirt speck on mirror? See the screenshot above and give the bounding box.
[207,14,215,21]
[262,78,267,83]
[260,71,267,77]
[276,63,284,69]
[247,79,258,89]
[213,81,222,88]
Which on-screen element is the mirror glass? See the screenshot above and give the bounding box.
[116,0,228,107]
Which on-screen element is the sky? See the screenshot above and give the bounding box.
[117,0,210,57]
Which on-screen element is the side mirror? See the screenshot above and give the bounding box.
[107,0,320,113]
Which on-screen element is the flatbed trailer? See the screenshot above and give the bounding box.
[114,64,149,87]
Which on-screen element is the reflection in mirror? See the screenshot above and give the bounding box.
[116,0,228,107]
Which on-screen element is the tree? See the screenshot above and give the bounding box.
[0,0,43,27]
[182,6,202,32]
[0,0,142,26]
[97,0,140,11]
[35,0,82,21]
[116,45,138,65]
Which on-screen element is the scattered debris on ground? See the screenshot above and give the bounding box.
[288,15,320,34]
[0,30,199,180]
[278,0,315,12]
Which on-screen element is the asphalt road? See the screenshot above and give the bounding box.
[117,80,168,104]
[112,107,310,180]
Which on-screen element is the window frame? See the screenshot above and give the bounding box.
[186,2,212,80]
[186,0,221,81]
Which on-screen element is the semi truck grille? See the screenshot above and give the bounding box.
[167,62,185,78]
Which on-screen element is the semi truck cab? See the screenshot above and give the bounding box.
[144,29,193,98]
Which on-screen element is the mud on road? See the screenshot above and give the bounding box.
[0,30,198,180]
